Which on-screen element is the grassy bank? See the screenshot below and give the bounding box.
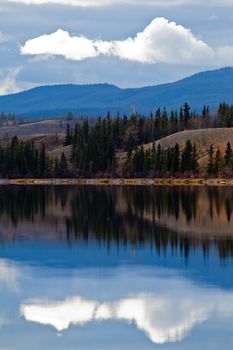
[0,178,233,186]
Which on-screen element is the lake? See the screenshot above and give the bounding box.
[0,185,233,349]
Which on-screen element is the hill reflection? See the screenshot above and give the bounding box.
[0,186,233,259]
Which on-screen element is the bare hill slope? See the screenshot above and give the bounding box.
[0,120,65,139]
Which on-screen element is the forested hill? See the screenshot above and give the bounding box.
[0,67,233,118]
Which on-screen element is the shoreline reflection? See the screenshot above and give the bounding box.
[1,186,233,259]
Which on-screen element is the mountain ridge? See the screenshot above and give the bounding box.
[0,67,232,118]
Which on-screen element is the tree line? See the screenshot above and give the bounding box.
[0,113,16,127]
[1,135,233,178]
[0,136,69,178]
[0,102,233,178]
[64,102,233,153]
[125,141,198,177]
[124,140,233,177]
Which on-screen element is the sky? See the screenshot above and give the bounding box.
[0,0,233,95]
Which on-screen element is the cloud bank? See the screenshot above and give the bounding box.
[21,18,233,66]
[7,0,233,7]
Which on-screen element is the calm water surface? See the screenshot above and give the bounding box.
[0,185,233,349]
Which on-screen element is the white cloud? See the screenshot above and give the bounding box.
[21,297,97,331]
[20,294,209,343]
[21,17,233,66]
[0,68,21,96]
[0,32,21,95]
[0,67,40,95]
[21,288,233,344]
[6,0,233,7]
[0,78,20,95]
[106,18,213,64]
[22,29,99,61]
[21,18,215,65]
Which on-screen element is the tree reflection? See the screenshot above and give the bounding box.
[0,185,233,259]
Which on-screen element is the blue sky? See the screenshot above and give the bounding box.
[0,0,233,94]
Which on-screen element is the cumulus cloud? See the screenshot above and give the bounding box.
[6,0,233,7]
[21,294,209,343]
[107,18,213,64]
[21,288,233,344]
[21,18,215,65]
[22,29,99,61]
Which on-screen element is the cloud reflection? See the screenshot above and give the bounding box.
[0,259,20,290]
[21,287,233,345]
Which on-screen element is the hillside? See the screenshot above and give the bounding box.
[0,67,232,118]
[146,128,233,169]
[2,126,233,175]
[116,128,233,173]
[0,119,65,138]
[0,133,71,161]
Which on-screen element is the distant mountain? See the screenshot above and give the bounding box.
[0,67,233,118]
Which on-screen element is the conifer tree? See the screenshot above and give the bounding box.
[54,157,60,178]
[64,123,72,146]
[151,141,156,173]
[39,144,46,177]
[179,108,184,130]
[224,142,232,167]
[191,142,198,172]
[155,144,162,172]
[161,109,168,136]
[214,148,223,174]
[183,103,191,129]
[181,140,193,172]
[207,145,214,174]
[172,143,180,174]
[59,152,68,178]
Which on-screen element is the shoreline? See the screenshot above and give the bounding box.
[0,178,233,186]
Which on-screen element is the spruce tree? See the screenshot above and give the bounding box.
[207,145,214,174]
[191,143,198,172]
[179,108,184,131]
[161,109,168,136]
[151,141,156,173]
[224,142,232,167]
[181,140,193,172]
[39,144,46,178]
[64,124,72,146]
[155,144,162,172]
[214,148,223,174]
[54,158,60,178]
[59,152,68,178]
[183,103,191,129]
[172,143,180,174]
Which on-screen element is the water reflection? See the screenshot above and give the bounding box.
[10,261,233,347]
[21,293,210,344]
[1,186,233,259]
[0,185,233,349]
